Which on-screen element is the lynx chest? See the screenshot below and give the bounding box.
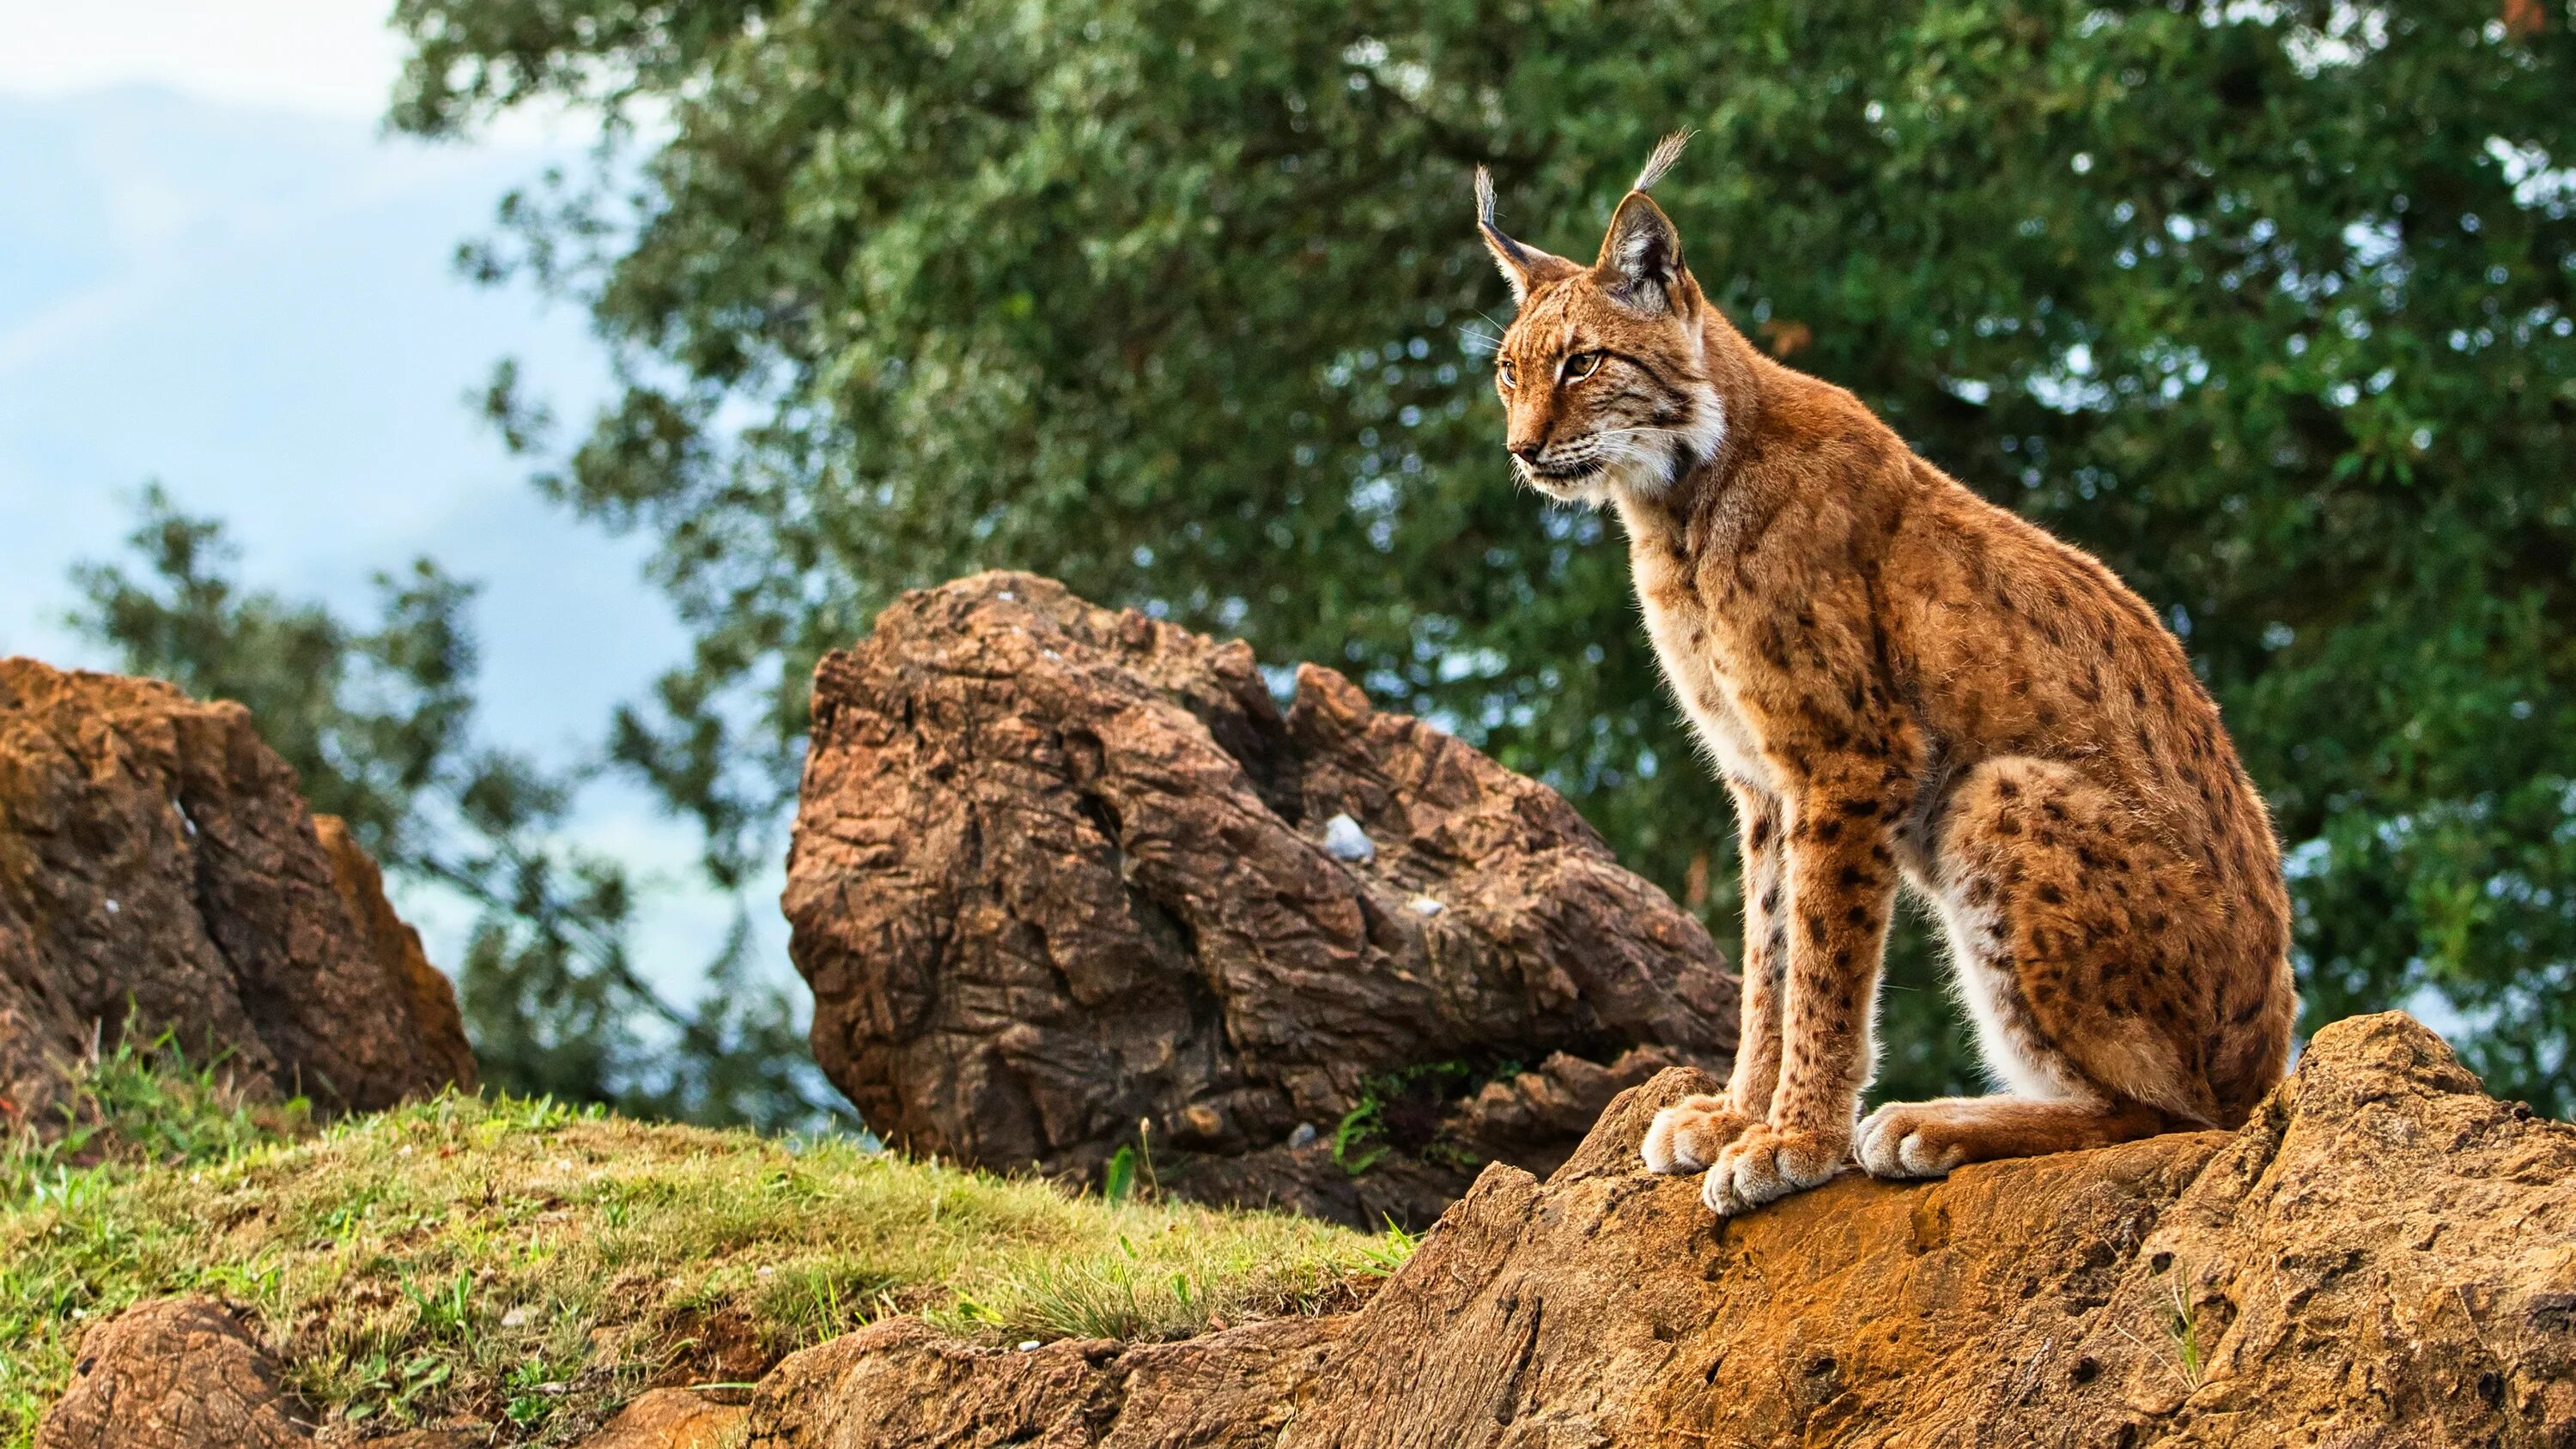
[1631,548,1781,798]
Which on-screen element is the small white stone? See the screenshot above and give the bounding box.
[104,899,119,914]
[998,590,1017,601]
[1018,1340,1042,1352]
[1321,813,1375,864]
[1407,895,1443,917]
[501,1306,532,1329]
[1286,1122,1319,1149]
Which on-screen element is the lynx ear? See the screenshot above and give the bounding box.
[1596,190,1687,315]
[1476,167,1574,306]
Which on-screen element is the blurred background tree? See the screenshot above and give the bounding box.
[343,0,2575,1109]
[67,486,841,1129]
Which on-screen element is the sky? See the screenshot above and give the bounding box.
[0,1,405,118]
[0,2,776,1003]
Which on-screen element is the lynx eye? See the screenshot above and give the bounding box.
[1498,359,1518,391]
[1563,351,1604,383]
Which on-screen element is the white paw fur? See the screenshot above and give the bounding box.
[1855,1105,1969,1179]
[1641,1106,1703,1173]
[1642,1097,1746,1174]
[1701,1133,1838,1216]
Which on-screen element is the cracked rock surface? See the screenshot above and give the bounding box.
[743,1012,2576,1447]
[34,1297,309,1449]
[0,658,475,1121]
[783,572,1737,1227]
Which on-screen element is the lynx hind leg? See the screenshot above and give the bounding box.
[1867,756,2207,1180]
[1856,1094,2167,1179]
[1950,758,2229,1106]
[1643,1094,1755,1174]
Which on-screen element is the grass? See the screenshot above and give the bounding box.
[2159,1274,2208,1391]
[0,1047,1406,1449]
[2114,1255,2209,1398]
[2,1030,310,1203]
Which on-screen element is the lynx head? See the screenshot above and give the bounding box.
[1478,131,1726,506]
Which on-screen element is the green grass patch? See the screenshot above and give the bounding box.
[1,1053,1402,1447]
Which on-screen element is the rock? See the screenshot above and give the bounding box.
[1320,813,1375,864]
[743,1013,2576,1446]
[782,573,1735,1227]
[746,1317,1342,1449]
[0,659,475,1121]
[313,816,478,1096]
[581,1390,749,1449]
[35,1297,307,1449]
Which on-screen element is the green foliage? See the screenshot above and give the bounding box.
[0,1061,1377,1449]
[1,1028,310,1207]
[1356,1218,1420,1278]
[389,0,2576,1110]
[1099,1119,1163,1202]
[1328,1104,1389,1179]
[1328,1060,1505,1177]
[1102,1143,1139,1203]
[66,488,839,1130]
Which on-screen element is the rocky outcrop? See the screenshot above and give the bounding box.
[0,659,475,1120]
[313,815,477,1094]
[38,1305,740,1449]
[35,1297,308,1449]
[582,1390,749,1449]
[744,1013,2576,1447]
[783,573,1736,1227]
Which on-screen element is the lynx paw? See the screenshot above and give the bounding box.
[1856,1102,1971,1179]
[1702,1122,1844,1216]
[1642,1094,1753,1174]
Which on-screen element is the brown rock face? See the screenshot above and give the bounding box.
[313,815,478,1094]
[784,573,1736,1227]
[744,1013,2576,1447]
[581,1390,749,1449]
[35,1297,307,1449]
[0,659,475,1119]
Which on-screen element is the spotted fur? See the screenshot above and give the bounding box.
[1482,141,2296,1217]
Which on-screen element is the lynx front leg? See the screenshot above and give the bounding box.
[1644,783,1784,1173]
[1704,777,1905,1216]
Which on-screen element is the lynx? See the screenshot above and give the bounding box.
[1477,135,2295,1216]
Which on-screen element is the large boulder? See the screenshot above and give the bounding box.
[744,1012,2576,1446]
[0,659,475,1120]
[784,573,1737,1227]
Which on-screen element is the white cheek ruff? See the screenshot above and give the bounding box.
[1611,387,1725,496]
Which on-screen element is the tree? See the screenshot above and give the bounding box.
[67,486,840,1130]
[391,2,2575,1110]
